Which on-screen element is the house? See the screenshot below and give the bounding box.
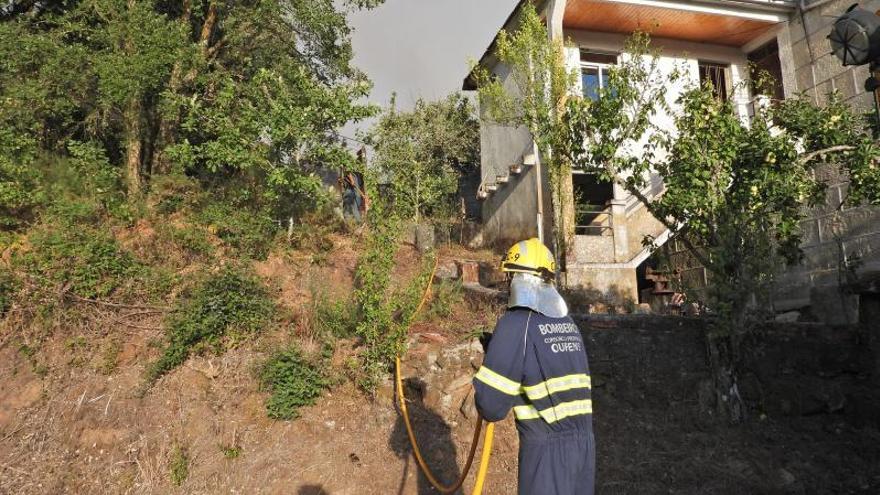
[462,0,880,321]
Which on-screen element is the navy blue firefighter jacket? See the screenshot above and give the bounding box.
[473,307,594,495]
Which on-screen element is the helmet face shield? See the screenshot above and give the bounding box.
[508,273,568,318]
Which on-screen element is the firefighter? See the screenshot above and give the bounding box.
[473,238,595,495]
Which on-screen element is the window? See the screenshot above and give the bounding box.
[698,61,729,101]
[581,50,617,101]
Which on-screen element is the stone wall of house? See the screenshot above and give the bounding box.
[771,1,880,321]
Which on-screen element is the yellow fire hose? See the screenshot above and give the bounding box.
[394,254,495,494]
[395,357,495,494]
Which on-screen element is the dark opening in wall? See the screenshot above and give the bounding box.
[573,172,613,236]
[747,39,785,100]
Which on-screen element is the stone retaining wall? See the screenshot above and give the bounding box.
[577,315,880,428]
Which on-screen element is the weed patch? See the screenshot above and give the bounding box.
[98,338,121,375]
[198,202,277,259]
[423,280,463,322]
[169,444,189,486]
[259,346,328,420]
[220,444,241,459]
[311,294,356,338]
[146,267,275,385]
[160,224,215,258]
[18,213,143,299]
[0,268,19,316]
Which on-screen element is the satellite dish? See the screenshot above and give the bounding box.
[829,6,880,66]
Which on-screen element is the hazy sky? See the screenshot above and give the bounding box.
[342,0,518,139]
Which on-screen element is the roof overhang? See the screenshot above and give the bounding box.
[462,0,796,90]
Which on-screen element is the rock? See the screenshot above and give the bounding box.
[426,351,438,369]
[682,302,701,316]
[444,374,473,394]
[776,468,796,488]
[460,390,478,420]
[414,224,435,254]
[462,283,504,303]
[424,386,443,410]
[434,261,459,281]
[478,262,506,287]
[375,378,395,405]
[634,303,652,314]
[697,378,715,413]
[419,333,447,345]
[726,458,754,478]
[458,261,480,284]
[440,393,453,413]
[470,356,481,370]
[588,303,608,314]
[436,354,450,369]
[774,311,801,323]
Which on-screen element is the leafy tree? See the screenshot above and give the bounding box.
[0,0,381,215]
[368,93,479,221]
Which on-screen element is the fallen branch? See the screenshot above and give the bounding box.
[64,293,170,312]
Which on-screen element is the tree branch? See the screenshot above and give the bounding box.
[798,145,855,165]
[200,1,218,52]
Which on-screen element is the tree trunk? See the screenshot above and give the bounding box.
[558,169,575,261]
[151,66,181,175]
[124,97,144,197]
[706,298,749,423]
[706,332,745,423]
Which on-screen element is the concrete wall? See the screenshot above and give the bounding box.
[476,62,553,250]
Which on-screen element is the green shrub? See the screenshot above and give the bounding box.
[220,444,241,459]
[149,174,203,215]
[423,280,463,321]
[0,129,42,229]
[198,202,277,259]
[161,224,215,258]
[0,268,19,315]
[313,295,356,337]
[20,220,143,298]
[352,214,435,389]
[65,141,130,221]
[259,346,328,420]
[146,267,275,384]
[169,444,189,486]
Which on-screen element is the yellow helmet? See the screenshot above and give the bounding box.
[501,238,556,278]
